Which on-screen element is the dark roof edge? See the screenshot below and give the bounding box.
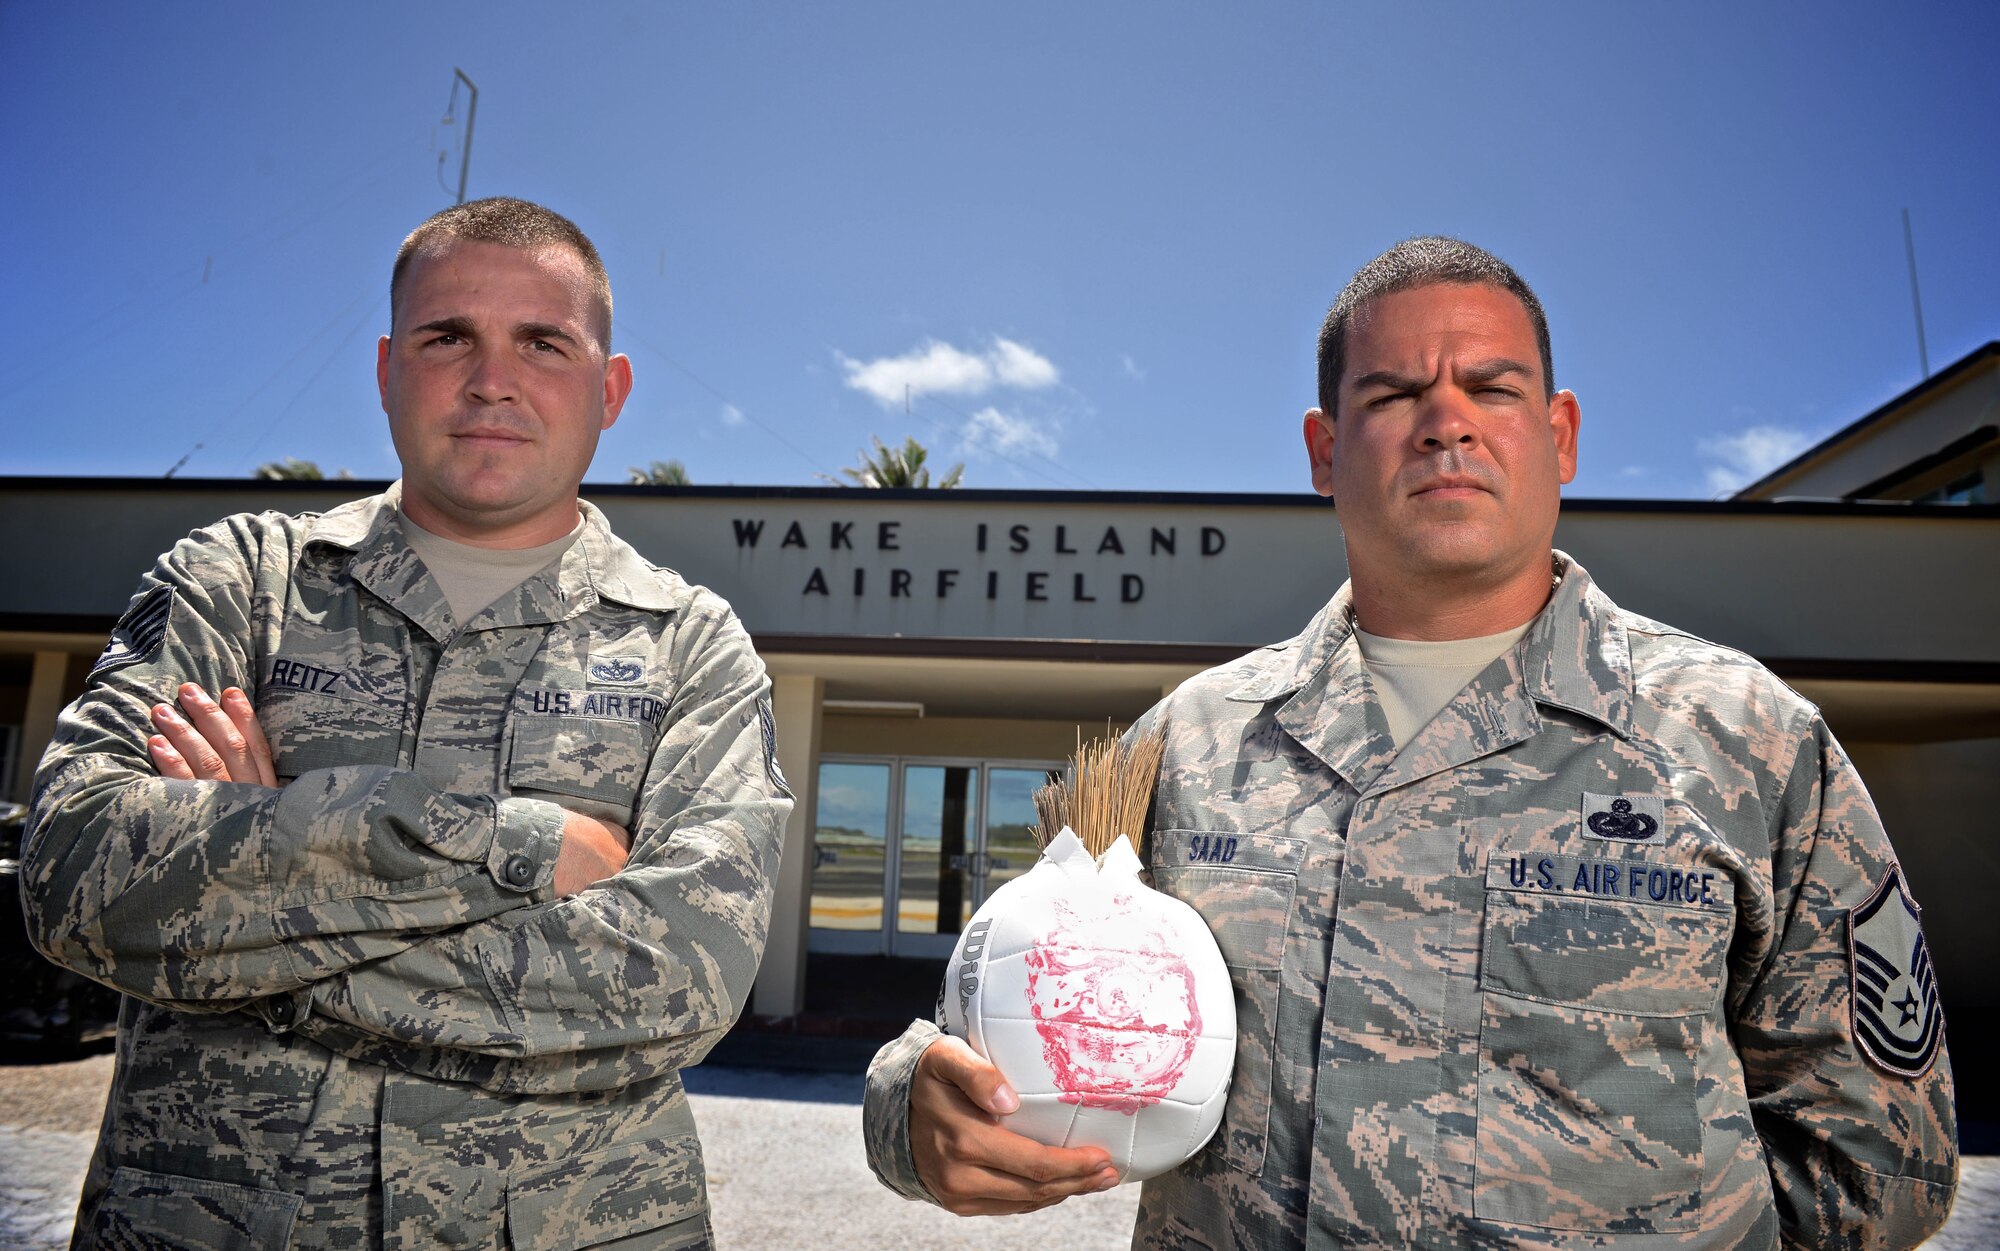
[754,633,1257,665]
[0,476,1318,508]
[7,615,1998,682]
[762,642,2000,682]
[1732,341,2000,499]
[2,476,1997,518]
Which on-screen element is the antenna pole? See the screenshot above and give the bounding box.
[164,443,202,479]
[1902,208,1931,380]
[453,68,479,204]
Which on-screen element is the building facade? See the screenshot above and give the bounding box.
[1736,341,1998,504]
[4,478,1996,1054]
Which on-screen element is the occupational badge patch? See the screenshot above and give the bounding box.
[587,657,645,685]
[1849,867,1944,1078]
[90,585,173,678]
[1581,792,1665,844]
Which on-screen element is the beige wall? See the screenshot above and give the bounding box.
[2,651,90,803]
[821,713,1131,762]
[752,675,824,1018]
[5,483,1997,670]
[4,481,1996,1030]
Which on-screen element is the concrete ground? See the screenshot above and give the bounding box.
[1,1048,1990,1250]
[0,1049,1141,1251]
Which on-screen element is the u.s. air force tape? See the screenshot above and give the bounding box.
[91,585,173,678]
[1849,866,1944,1078]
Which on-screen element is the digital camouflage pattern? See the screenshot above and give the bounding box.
[25,488,792,1250]
[865,553,1958,1250]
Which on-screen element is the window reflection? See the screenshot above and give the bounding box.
[808,762,889,931]
[984,767,1056,900]
[808,758,1064,954]
[898,765,974,933]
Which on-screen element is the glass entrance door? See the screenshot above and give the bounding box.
[894,764,977,956]
[807,762,892,943]
[981,766,1053,902]
[808,757,1060,956]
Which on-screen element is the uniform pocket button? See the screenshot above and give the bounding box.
[504,855,535,887]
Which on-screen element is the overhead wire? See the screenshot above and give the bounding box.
[906,390,1100,489]
[163,282,385,476]
[234,290,390,473]
[0,146,415,409]
[19,131,1099,492]
[446,186,1085,491]
[617,324,833,480]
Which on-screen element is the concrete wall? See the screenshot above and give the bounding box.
[1843,735,2000,1121]
[4,479,1996,1051]
[3,481,1997,670]
[822,714,1131,761]
[1844,737,2000,1014]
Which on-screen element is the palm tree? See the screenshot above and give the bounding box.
[826,436,963,489]
[255,458,327,480]
[629,460,692,486]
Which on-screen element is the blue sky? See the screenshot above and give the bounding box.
[4,2,1995,497]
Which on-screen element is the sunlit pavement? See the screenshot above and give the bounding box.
[0,1052,1990,1250]
[0,1052,1142,1251]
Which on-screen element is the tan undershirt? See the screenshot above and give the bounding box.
[1354,622,1534,752]
[401,512,583,623]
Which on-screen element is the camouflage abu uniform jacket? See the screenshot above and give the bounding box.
[25,489,793,1250]
[865,553,1957,1249]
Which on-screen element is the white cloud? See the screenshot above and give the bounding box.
[961,406,1060,460]
[989,338,1060,389]
[1698,424,1814,497]
[1120,353,1145,382]
[838,337,1060,407]
[720,403,746,427]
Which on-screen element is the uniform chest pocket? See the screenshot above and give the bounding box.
[1149,831,1303,1179]
[1474,855,1735,1234]
[506,714,653,825]
[257,687,405,780]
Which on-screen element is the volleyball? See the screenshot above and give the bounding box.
[942,829,1235,1182]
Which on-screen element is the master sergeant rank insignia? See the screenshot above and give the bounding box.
[90,585,173,679]
[1849,866,1944,1078]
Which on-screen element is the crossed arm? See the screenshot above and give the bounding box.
[26,524,790,1094]
[146,680,630,896]
[120,625,788,1095]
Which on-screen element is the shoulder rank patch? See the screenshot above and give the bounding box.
[1582,792,1665,844]
[1849,867,1943,1078]
[90,585,173,678]
[757,697,788,793]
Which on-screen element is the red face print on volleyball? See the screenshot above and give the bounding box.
[1022,892,1202,1114]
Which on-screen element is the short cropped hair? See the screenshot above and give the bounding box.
[1316,236,1552,416]
[391,197,613,349]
